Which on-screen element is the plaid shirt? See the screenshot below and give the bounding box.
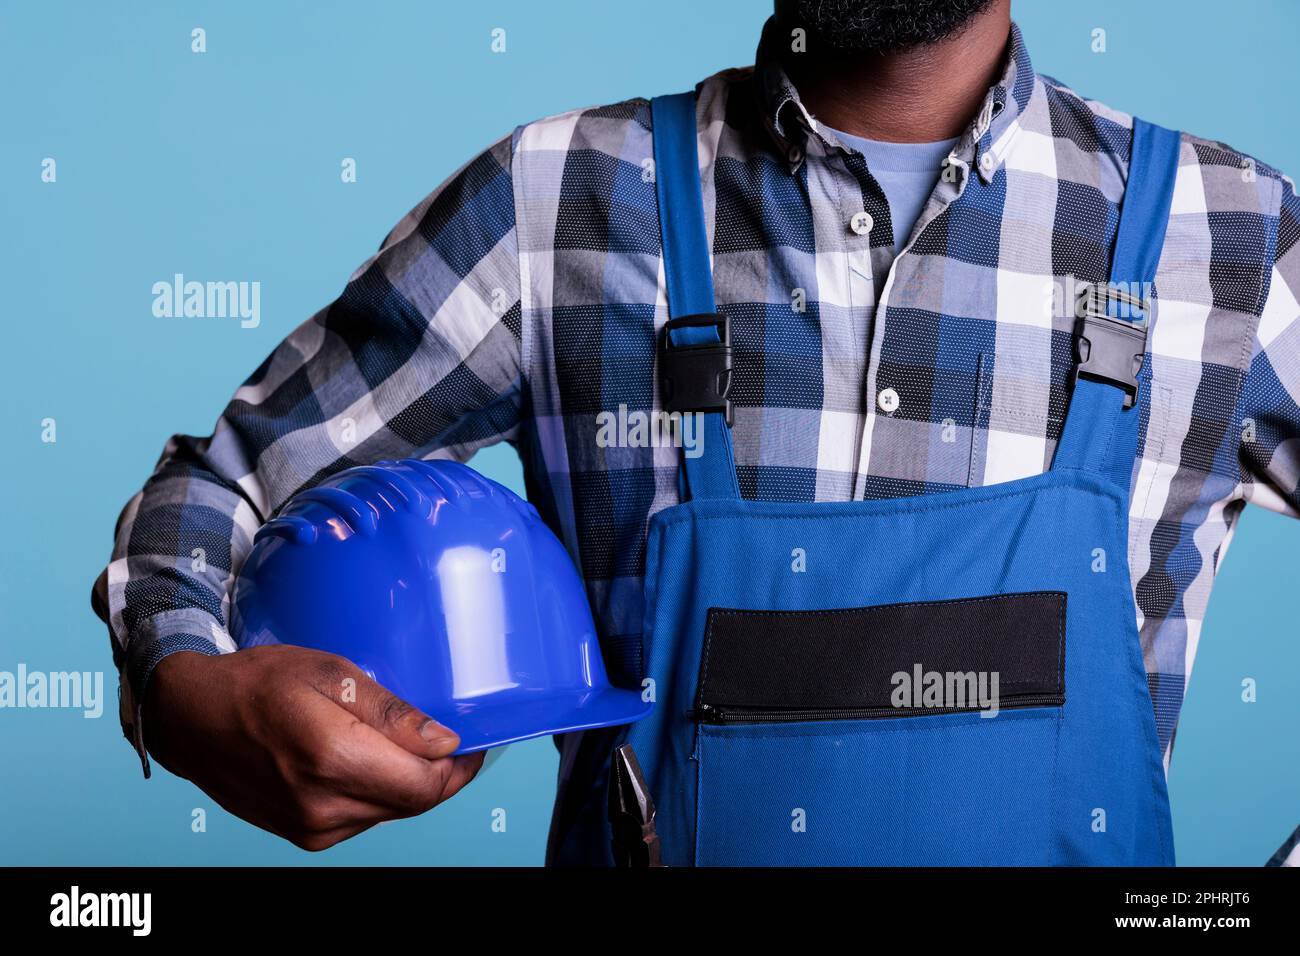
[95,18,1300,772]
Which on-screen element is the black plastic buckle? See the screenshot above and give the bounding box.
[659,312,733,425]
[1072,284,1148,409]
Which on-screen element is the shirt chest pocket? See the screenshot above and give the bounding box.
[967,350,1064,487]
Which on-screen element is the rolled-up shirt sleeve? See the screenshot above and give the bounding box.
[91,133,523,774]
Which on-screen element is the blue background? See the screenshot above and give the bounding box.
[1,0,1296,866]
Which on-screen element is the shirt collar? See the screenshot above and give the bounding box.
[753,16,1036,181]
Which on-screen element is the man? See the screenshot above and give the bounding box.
[94,0,1300,861]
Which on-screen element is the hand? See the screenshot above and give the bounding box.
[141,646,484,851]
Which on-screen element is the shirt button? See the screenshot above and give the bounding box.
[877,387,900,413]
[980,151,996,173]
[850,211,874,236]
[787,145,803,164]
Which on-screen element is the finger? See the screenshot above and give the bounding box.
[313,704,466,816]
[330,749,483,819]
[309,654,460,759]
[441,751,487,801]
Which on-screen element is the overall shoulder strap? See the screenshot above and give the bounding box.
[651,92,740,501]
[1052,119,1182,489]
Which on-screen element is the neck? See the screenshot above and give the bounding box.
[780,0,1012,143]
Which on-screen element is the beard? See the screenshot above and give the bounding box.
[775,0,1001,54]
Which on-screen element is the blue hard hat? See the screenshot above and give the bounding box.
[230,458,651,753]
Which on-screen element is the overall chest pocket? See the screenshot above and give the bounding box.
[691,593,1067,866]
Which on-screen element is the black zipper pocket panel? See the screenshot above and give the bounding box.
[695,592,1066,723]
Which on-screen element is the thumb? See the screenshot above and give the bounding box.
[330,670,461,760]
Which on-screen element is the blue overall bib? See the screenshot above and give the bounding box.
[554,92,1181,866]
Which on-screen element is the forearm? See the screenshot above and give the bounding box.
[91,133,524,772]
[92,428,280,773]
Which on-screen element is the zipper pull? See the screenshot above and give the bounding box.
[694,703,722,724]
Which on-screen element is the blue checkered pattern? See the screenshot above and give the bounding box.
[95,19,1300,772]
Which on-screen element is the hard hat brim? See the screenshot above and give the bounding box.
[429,686,653,755]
